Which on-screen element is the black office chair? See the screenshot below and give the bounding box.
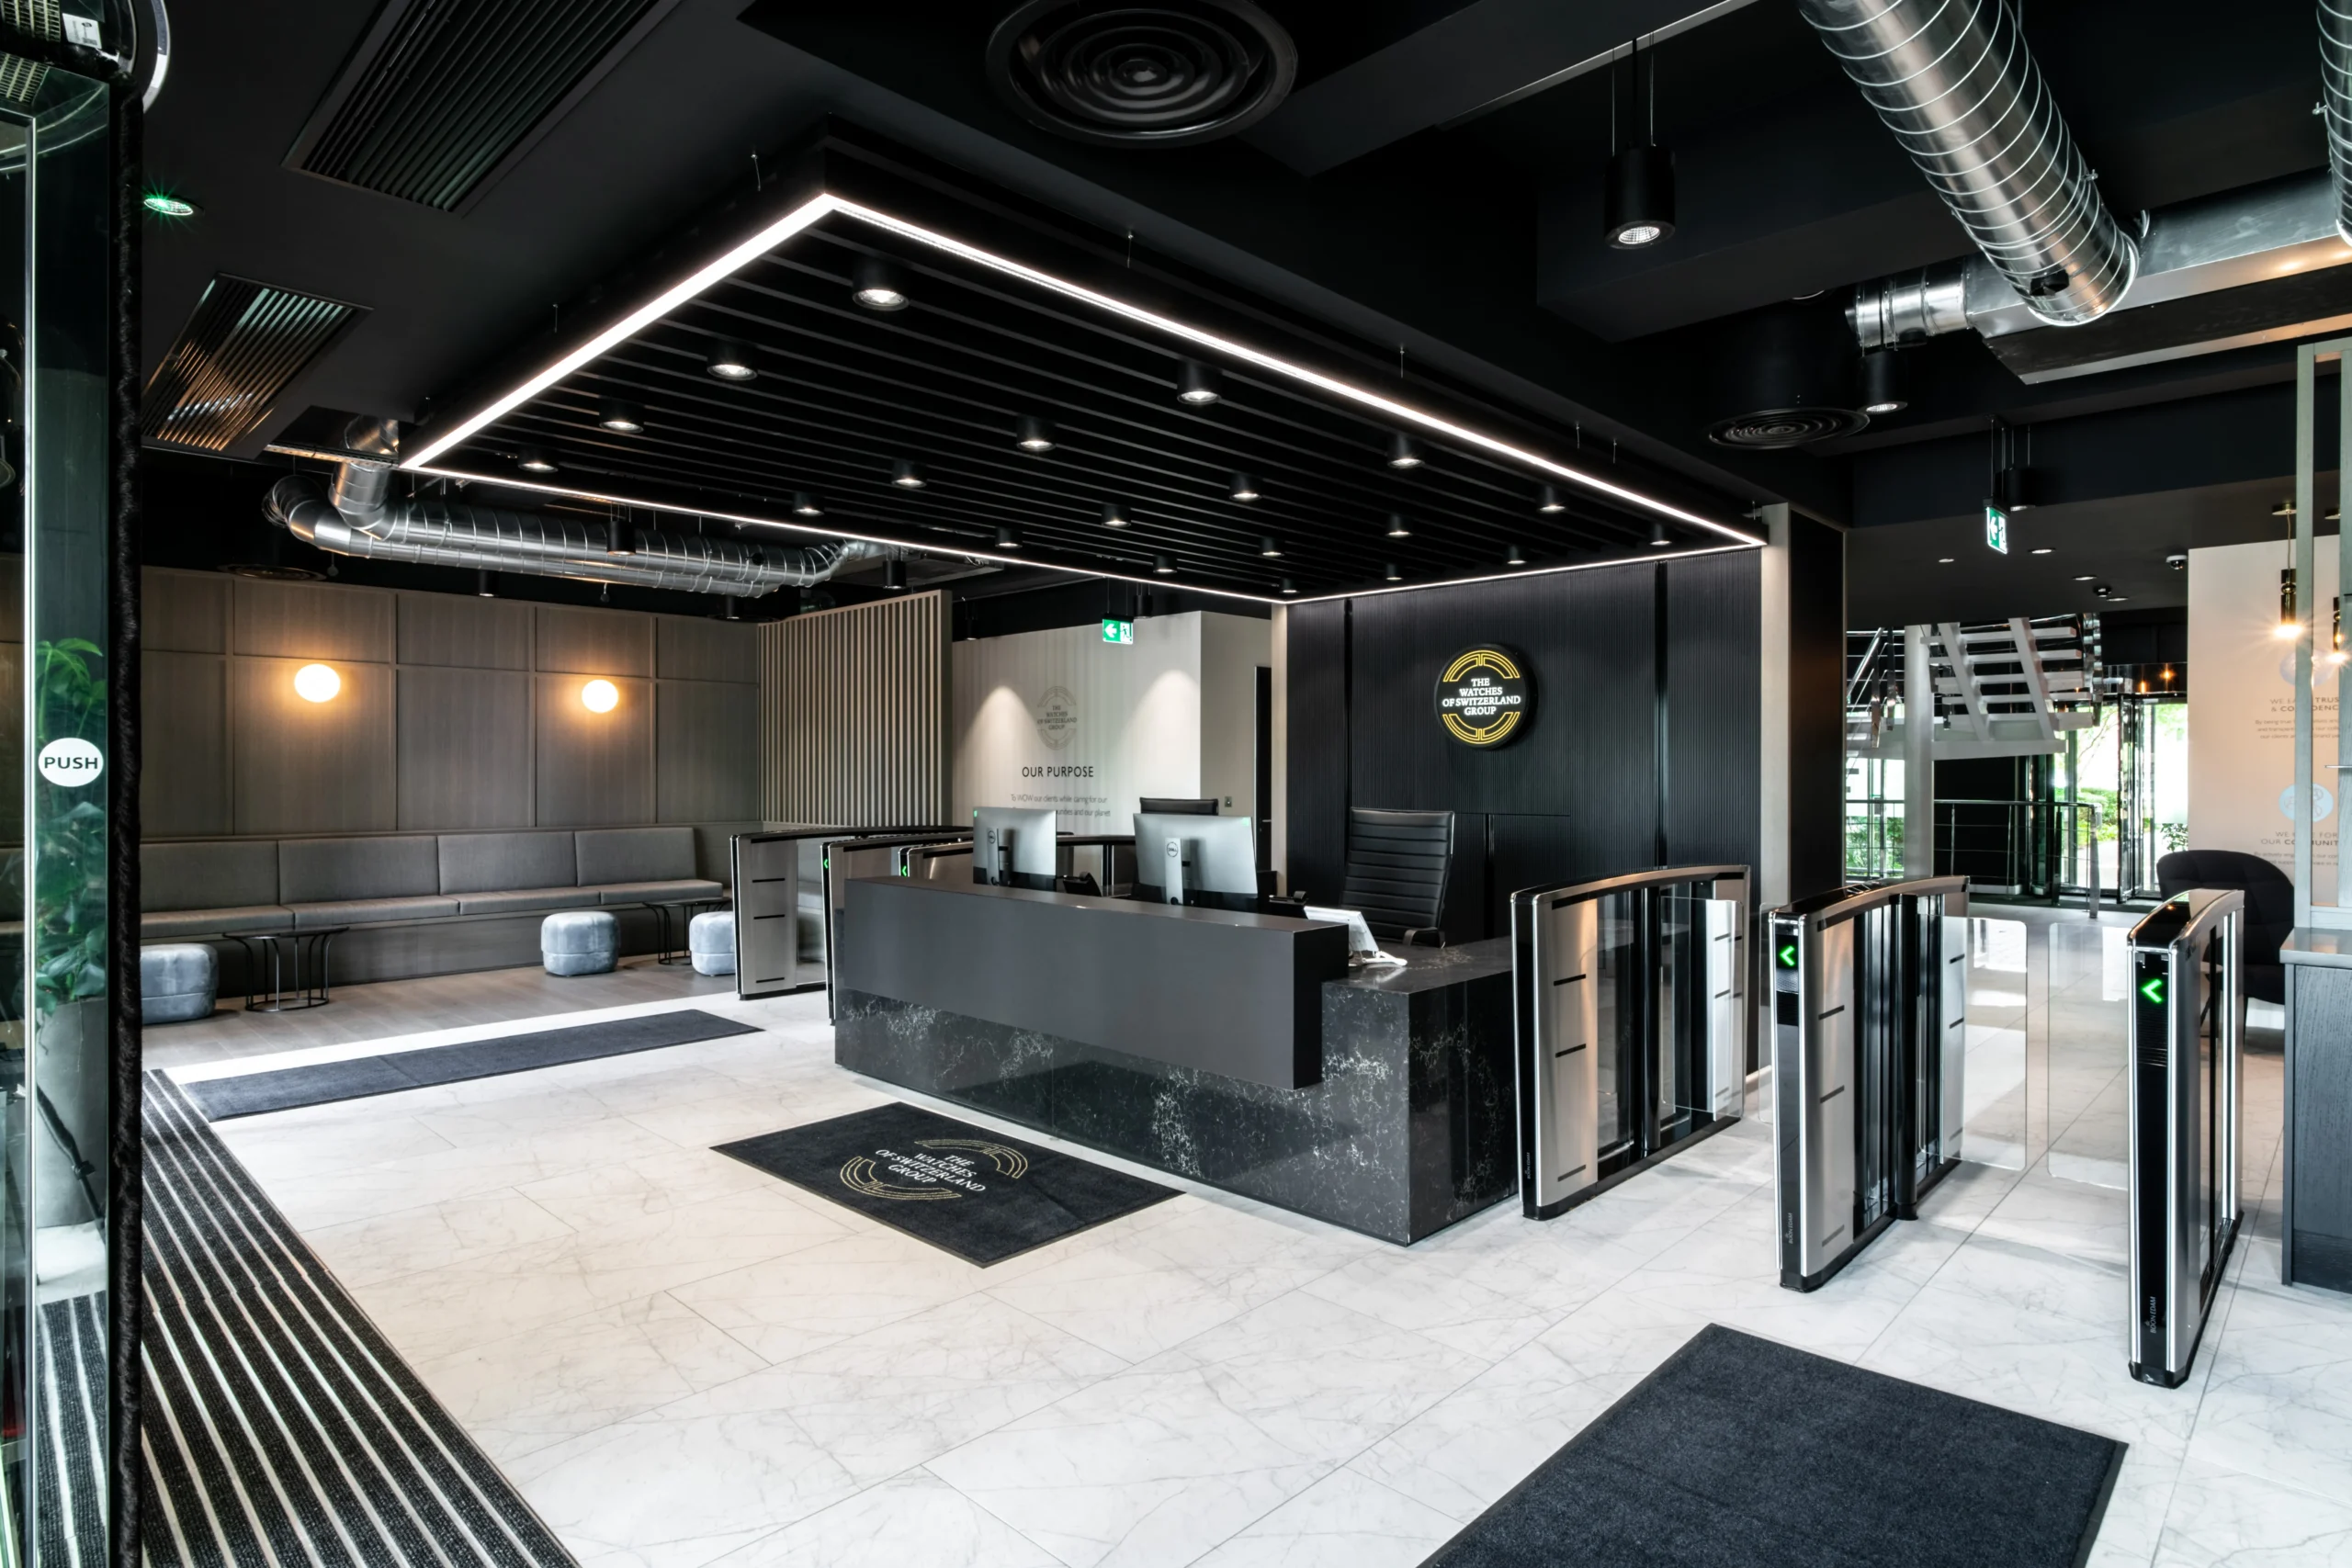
[1340,807,1454,945]
[2155,850,2290,1005]
[1139,796,1218,815]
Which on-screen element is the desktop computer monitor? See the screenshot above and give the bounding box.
[1138,796,1218,816]
[973,807,1057,891]
[1133,812,1258,911]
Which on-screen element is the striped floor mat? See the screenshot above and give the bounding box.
[141,1072,577,1567]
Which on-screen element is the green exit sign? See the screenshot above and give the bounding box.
[1984,502,2009,555]
[1102,618,1135,645]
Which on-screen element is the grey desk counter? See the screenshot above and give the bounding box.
[833,876,1517,1245]
[2282,930,2352,1293]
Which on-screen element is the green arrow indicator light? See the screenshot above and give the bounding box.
[1777,943,1799,968]
[2139,976,2165,1006]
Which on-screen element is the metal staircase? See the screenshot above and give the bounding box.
[1849,615,2101,760]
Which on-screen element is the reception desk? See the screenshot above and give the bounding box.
[834,876,1516,1243]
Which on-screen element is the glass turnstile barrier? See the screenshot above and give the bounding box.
[1771,877,1968,1291]
[2126,888,2243,1388]
[1511,866,1750,1219]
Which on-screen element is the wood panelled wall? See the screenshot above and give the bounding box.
[1286,552,1768,941]
[760,591,949,828]
[141,568,760,838]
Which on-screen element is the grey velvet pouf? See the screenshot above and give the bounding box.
[541,909,618,976]
[141,943,218,1024]
[688,910,736,976]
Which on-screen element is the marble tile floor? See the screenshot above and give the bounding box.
[164,978,2352,1568]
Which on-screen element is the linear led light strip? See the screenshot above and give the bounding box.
[410,462,1748,605]
[402,190,1757,546]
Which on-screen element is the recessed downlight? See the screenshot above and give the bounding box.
[597,397,645,434]
[705,338,758,380]
[1177,359,1224,405]
[851,254,910,310]
[792,491,823,516]
[1229,472,1260,502]
[890,458,926,489]
[1153,553,1178,576]
[1102,502,1131,528]
[1260,536,1283,558]
[1016,415,1055,452]
[2030,547,2052,556]
[1938,557,1956,564]
[1538,485,1565,514]
[1385,513,1412,538]
[2075,574,2095,581]
[517,446,558,474]
[1385,432,1423,468]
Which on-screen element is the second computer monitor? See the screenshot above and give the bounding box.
[973,807,1057,891]
[1138,796,1218,816]
[1134,811,1258,909]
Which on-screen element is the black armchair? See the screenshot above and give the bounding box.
[1340,807,1455,945]
[2155,850,2291,1005]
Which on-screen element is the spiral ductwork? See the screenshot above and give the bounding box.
[2325,0,2352,244]
[266,474,888,598]
[1797,0,2137,328]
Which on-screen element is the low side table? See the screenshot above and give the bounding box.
[639,898,728,965]
[232,926,346,1011]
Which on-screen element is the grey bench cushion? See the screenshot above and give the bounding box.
[594,879,725,905]
[141,906,292,938]
[440,831,578,896]
[144,840,280,912]
[288,895,459,929]
[280,836,441,903]
[575,827,697,887]
[453,887,597,915]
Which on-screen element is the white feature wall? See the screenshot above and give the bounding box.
[953,611,1271,831]
[2187,538,2339,903]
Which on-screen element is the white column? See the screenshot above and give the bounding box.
[1905,622,1935,879]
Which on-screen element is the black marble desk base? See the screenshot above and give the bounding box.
[834,942,1517,1245]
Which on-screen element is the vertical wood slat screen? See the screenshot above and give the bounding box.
[759,591,950,828]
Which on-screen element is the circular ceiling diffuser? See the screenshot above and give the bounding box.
[987,0,1298,148]
[1706,407,1870,449]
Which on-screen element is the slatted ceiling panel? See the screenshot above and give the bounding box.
[760,591,948,828]
[141,276,364,452]
[291,0,671,211]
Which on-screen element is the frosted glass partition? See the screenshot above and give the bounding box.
[2292,336,2352,927]
[1959,917,2034,1170]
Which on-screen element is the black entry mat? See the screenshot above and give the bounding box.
[715,1102,1177,1265]
[185,1008,760,1120]
[1423,1325,2125,1568]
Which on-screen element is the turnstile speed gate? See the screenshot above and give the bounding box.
[1513,865,1750,1219]
[1771,877,1967,1291]
[2126,888,2243,1389]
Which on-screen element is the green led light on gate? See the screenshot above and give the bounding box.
[1776,942,1798,969]
[2139,975,2165,1006]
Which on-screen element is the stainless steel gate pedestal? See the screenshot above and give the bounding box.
[1771,876,1968,1292]
[2127,888,2244,1388]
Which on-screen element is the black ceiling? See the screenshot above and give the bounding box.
[142,0,2336,622]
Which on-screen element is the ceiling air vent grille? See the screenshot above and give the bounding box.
[141,276,364,453]
[288,0,675,211]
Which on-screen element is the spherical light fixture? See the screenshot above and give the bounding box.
[705,339,758,381]
[1229,472,1261,502]
[890,458,926,489]
[597,397,645,434]
[1537,485,1565,514]
[851,254,910,311]
[996,525,1023,550]
[581,679,620,714]
[1385,513,1412,538]
[1101,502,1131,528]
[1385,432,1423,468]
[1260,536,1283,558]
[791,492,823,517]
[1860,348,1906,415]
[1177,359,1224,406]
[292,663,340,704]
[516,446,558,474]
[1153,554,1177,576]
[1016,415,1055,452]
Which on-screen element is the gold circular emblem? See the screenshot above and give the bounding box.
[1434,646,1532,748]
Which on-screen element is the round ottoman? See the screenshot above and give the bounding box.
[541,909,618,976]
[141,943,217,1024]
[689,910,736,976]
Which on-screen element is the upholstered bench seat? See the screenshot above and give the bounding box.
[140,904,292,939]
[288,896,460,928]
[594,878,727,905]
[452,887,592,915]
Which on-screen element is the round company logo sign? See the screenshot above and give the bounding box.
[1433,646,1532,748]
[1035,684,1080,750]
[37,738,103,787]
[838,1137,1032,1202]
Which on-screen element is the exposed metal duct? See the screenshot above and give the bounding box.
[1798,0,2137,329]
[265,472,889,598]
[2327,0,2352,244]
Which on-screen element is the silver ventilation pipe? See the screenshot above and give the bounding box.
[1798,0,2137,329]
[2326,0,2352,244]
[266,470,890,599]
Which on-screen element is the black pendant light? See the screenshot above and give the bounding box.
[1603,43,1675,250]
